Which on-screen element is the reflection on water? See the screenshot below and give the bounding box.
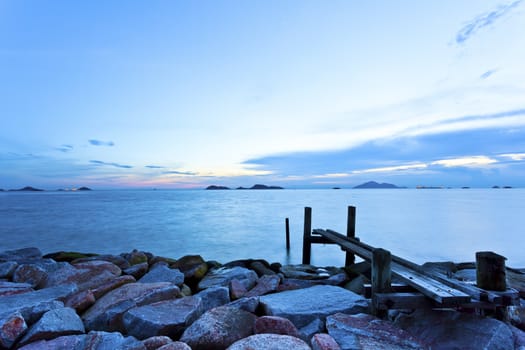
[0,189,523,267]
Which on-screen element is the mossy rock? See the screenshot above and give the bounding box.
[149,255,178,266]
[124,250,148,266]
[171,255,208,279]
[43,251,99,262]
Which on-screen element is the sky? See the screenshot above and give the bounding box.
[1,0,524,189]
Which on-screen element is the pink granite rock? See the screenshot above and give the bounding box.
[254,316,300,337]
[227,334,311,350]
[64,289,96,313]
[0,311,27,349]
[142,335,173,350]
[311,333,341,350]
[245,275,280,297]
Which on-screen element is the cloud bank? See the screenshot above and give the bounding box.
[89,139,115,147]
[90,160,132,169]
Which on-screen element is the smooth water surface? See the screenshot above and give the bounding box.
[1,189,523,267]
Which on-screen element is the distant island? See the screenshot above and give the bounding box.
[9,186,44,192]
[205,184,284,190]
[5,186,93,192]
[353,181,403,189]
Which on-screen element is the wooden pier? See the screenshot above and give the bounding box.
[301,206,520,316]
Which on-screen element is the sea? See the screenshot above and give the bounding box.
[1,189,524,267]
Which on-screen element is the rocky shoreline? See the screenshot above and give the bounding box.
[1,247,524,350]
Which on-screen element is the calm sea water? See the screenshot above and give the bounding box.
[1,189,523,267]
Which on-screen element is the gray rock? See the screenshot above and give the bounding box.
[44,261,122,292]
[123,295,203,340]
[0,311,27,349]
[157,342,192,350]
[18,307,85,346]
[245,275,280,297]
[226,296,260,313]
[17,331,146,350]
[124,262,149,280]
[327,313,425,350]
[394,309,514,350]
[82,282,181,332]
[0,283,76,322]
[0,261,18,278]
[13,264,48,288]
[73,259,122,276]
[259,285,369,328]
[196,286,230,312]
[280,264,323,279]
[198,266,258,291]
[0,281,33,297]
[142,335,173,350]
[227,334,311,350]
[72,254,131,270]
[299,318,325,342]
[139,264,184,286]
[180,306,256,349]
[0,247,42,261]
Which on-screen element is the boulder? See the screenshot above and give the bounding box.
[0,248,42,262]
[0,311,27,349]
[453,269,476,282]
[394,309,514,350]
[17,331,146,350]
[73,260,122,276]
[142,335,173,350]
[82,282,181,333]
[196,286,230,312]
[327,313,425,350]
[311,333,341,350]
[0,281,33,297]
[0,261,18,278]
[138,264,184,286]
[124,263,149,280]
[180,306,256,349]
[72,254,131,270]
[259,285,369,328]
[245,275,280,297]
[44,262,122,291]
[64,289,96,313]
[226,296,260,313]
[91,275,136,299]
[254,316,300,337]
[12,264,48,288]
[250,261,276,276]
[226,334,311,350]
[171,255,208,280]
[123,296,203,339]
[42,251,98,262]
[280,264,323,279]
[0,284,76,322]
[229,279,247,299]
[18,307,85,346]
[157,342,192,350]
[299,318,325,342]
[122,250,149,266]
[198,266,258,291]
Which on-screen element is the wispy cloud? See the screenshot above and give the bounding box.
[431,156,497,168]
[56,144,73,153]
[162,170,197,176]
[89,160,133,169]
[500,153,525,161]
[89,139,115,147]
[352,163,429,174]
[456,0,522,44]
[480,69,498,80]
[145,165,165,169]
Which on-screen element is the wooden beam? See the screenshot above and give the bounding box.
[345,206,356,266]
[374,292,433,310]
[372,248,392,317]
[302,207,312,265]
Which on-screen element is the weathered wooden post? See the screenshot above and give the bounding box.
[285,218,291,251]
[345,206,356,266]
[372,248,392,317]
[302,207,312,265]
[476,251,507,291]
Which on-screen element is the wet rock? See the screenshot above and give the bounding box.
[226,296,260,313]
[254,315,300,337]
[453,269,476,282]
[0,284,76,322]
[226,334,311,350]
[18,307,85,346]
[44,262,122,292]
[250,260,276,276]
[123,296,203,340]
[18,331,146,350]
[180,284,192,297]
[0,247,42,262]
[229,279,247,299]
[280,264,323,279]
[511,325,525,349]
[64,289,96,313]
[149,256,177,267]
[327,313,425,350]
[124,262,149,280]
[142,335,173,350]
[198,266,258,291]
[299,318,324,342]
[72,254,131,270]
[180,306,256,349]
[43,251,98,262]
[73,259,122,276]
[91,275,136,299]
[0,281,33,297]
[171,255,208,280]
[13,264,48,288]
[0,311,27,349]
[196,286,230,312]
[245,275,280,297]
[394,309,514,350]
[0,261,18,278]
[311,333,341,350]
[157,342,192,350]
[139,264,184,286]
[82,282,181,333]
[123,250,149,266]
[260,285,368,328]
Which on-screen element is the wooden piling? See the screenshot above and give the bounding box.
[372,248,392,317]
[302,207,312,265]
[345,206,356,266]
[476,251,507,291]
[285,218,290,251]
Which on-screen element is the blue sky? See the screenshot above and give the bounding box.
[1,1,524,189]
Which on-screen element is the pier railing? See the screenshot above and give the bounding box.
[300,206,520,317]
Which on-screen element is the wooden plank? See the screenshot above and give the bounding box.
[364,283,415,298]
[373,292,433,310]
[372,248,392,317]
[346,206,356,266]
[302,207,312,265]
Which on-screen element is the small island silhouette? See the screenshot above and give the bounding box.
[206,184,284,190]
[353,181,403,189]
